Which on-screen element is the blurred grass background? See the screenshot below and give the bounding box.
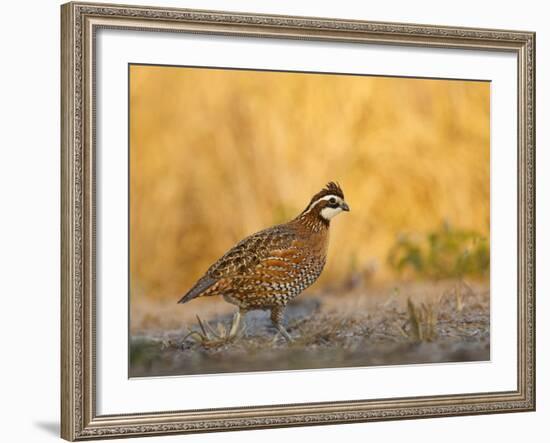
[130,65,490,302]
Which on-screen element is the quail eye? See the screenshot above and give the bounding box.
[329,197,336,204]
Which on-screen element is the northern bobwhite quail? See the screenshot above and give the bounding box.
[178,182,350,341]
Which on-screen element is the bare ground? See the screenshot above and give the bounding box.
[129,280,489,377]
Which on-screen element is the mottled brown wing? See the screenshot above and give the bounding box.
[206,225,297,280]
[233,238,311,306]
[206,228,312,307]
[179,225,298,304]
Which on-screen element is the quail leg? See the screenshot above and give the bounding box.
[270,305,293,342]
[228,310,243,338]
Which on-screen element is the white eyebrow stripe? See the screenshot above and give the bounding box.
[302,194,343,215]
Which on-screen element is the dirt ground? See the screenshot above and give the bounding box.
[129,279,490,377]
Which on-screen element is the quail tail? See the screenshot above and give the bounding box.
[177,275,216,304]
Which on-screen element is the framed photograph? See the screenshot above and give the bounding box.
[61,1,536,440]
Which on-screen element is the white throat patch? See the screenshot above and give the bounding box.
[320,206,343,220]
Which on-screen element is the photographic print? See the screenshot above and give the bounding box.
[62,4,535,438]
[129,65,490,377]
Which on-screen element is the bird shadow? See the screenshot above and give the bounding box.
[34,421,59,436]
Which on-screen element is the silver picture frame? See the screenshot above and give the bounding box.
[61,2,535,440]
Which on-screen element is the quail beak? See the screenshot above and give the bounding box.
[341,202,350,212]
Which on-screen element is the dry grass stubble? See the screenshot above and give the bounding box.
[130,279,489,376]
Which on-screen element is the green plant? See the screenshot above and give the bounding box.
[387,222,489,279]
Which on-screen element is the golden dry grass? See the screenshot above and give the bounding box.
[130,65,489,301]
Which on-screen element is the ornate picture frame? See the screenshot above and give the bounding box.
[61,1,535,440]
